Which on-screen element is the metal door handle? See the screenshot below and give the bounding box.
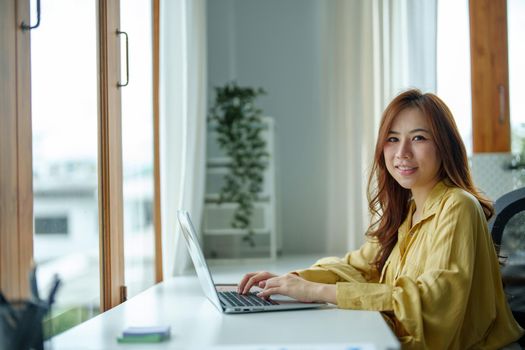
[21,0,41,30]
[498,84,506,125]
[117,30,129,88]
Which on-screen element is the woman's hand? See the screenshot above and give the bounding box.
[257,273,337,304]
[237,271,278,295]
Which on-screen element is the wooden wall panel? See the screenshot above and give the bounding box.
[469,0,510,153]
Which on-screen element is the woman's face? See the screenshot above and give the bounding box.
[383,107,441,198]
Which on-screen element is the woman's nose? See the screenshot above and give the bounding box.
[395,139,412,159]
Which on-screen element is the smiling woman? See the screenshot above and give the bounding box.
[238,89,524,349]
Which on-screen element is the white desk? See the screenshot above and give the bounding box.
[52,256,400,350]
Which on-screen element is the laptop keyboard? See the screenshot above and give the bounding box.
[218,291,277,307]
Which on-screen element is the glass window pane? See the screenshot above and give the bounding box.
[120,0,156,298]
[508,0,525,155]
[31,0,100,336]
[436,0,472,156]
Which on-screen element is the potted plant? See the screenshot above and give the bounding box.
[208,82,268,246]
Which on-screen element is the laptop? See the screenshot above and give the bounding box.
[177,210,326,314]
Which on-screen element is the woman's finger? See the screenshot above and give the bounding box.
[242,272,274,294]
[257,286,281,298]
[244,272,271,293]
[237,272,257,293]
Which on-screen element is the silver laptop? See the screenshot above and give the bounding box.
[177,210,326,314]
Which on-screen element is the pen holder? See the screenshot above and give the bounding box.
[0,297,48,350]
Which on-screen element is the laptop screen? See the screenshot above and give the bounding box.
[176,210,223,310]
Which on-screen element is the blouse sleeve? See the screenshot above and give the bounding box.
[295,238,381,284]
[334,195,484,349]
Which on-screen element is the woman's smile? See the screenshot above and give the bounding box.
[395,164,418,176]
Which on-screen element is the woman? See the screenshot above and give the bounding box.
[237,89,524,349]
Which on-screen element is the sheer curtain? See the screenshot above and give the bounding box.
[322,0,437,253]
[160,0,207,275]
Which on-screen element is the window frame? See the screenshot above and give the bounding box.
[0,0,33,301]
[0,0,162,311]
[98,0,126,309]
[152,0,163,284]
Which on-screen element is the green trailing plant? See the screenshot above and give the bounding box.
[208,82,268,246]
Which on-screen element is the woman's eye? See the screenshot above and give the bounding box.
[387,137,398,143]
[413,135,427,141]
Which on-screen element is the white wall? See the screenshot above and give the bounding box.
[207,0,328,254]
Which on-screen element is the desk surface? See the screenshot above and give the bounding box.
[52,255,400,350]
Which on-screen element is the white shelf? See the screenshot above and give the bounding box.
[206,157,231,167]
[203,229,271,236]
[204,194,271,202]
[207,158,270,168]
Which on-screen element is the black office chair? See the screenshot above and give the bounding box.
[488,186,525,345]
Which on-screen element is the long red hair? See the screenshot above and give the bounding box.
[367,89,494,272]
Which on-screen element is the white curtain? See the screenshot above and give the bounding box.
[322,0,437,253]
[379,0,437,99]
[160,0,207,276]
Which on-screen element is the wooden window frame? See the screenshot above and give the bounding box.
[153,0,163,284]
[0,0,162,311]
[98,0,126,310]
[0,0,33,301]
[469,0,510,153]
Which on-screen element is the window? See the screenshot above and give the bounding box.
[508,0,525,155]
[437,0,473,156]
[34,217,69,235]
[31,0,101,334]
[0,0,161,337]
[121,0,157,299]
[439,0,524,156]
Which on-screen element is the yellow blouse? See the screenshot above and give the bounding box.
[296,181,523,349]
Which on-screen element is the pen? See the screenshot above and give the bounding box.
[47,274,61,307]
[29,265,40,301]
